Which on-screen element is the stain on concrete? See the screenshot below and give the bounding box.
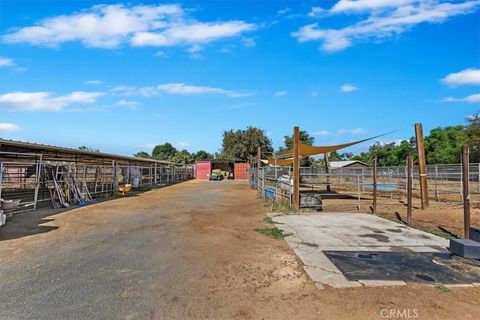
[359,234,390,243]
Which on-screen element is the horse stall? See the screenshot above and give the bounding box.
[0,139,194,217]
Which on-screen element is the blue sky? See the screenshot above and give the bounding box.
[1,0,479,156]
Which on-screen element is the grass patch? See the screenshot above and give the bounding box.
[255,227,292,239]
[435,285,451,293]
[264,216,274,224]
[301,241,319,248]
[417,226,458,240]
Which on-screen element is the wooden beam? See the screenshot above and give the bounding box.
[415,123,429,209]
[293,126,300,210]
[407,152,413,226]
[462,144,471,239]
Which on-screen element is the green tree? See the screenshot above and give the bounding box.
[280,130,315,166]
[328,151,354,161]
[220,126,273,161]
[280,130,315,151]
[193,150,214,161]
[78,146,99,152]
[171,149,194,164]
[134,151,150,158]
[424,126,466,164]
[152,143,178,161]
[466,113,480,162]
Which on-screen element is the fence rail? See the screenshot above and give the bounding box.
[249,162,480,211]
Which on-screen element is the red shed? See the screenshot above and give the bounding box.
[234,162,250,180]
[195,160,211,179]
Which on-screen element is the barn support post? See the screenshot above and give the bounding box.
[415,123,429,209]
[407,153,413,226]
[462,145,471,239]
[0,161,3,206]
[33,155,42,211]
[293,126,300,211]
[113,160,118,189]
[154,163,157,185]
[372,156,378,214]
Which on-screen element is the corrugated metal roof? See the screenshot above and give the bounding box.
[0,138,178,165]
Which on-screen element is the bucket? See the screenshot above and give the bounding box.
[132,177,140,188]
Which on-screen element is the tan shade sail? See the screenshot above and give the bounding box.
[267,157,294,166]
[276,133,391,157]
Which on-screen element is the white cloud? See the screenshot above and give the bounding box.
[85,80,102,84]
[341,84,358,92]
[277,8,291,15]
[187,44,202,53]
[443,93,480,103]
[153,50,168,58]
[274,90,288,96]
[242,37,256,47]
[176,142,190,149]
[442,68,480,86]
[0,57,15,68]
[111,83,251,97]
[308,7,327,17]
[337,128,367,135]
[116,99,138,110]
[0,91,105,111]
[138,143,157,149]
[313,130,331,136]
[331,0,416,13]
[157,83,250,97]
[0,122,20,132]
[131,21,255,47]
[293,0,480,52]
[3,4,255,51]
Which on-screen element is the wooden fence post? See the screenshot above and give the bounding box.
[324,152,331,192]
[293,126,300,211]
[415,123,429,209]
[372,156,377,214]
[462,144,471,239]
[407,153,413,226]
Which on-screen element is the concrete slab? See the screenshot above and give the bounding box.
[271,213,479,289]
[449,239,480,259]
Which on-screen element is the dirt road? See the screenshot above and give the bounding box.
[0,180,478,319]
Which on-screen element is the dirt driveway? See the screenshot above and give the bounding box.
[0,180,478,319]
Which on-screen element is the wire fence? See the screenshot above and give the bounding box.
[249,163,480,211]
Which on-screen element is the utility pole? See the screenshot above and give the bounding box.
[415,123,429,209]
[293,126,300,211]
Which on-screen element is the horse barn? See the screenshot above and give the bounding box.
[0,139,194,214]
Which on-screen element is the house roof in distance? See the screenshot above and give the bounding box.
[329,160,368,168]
